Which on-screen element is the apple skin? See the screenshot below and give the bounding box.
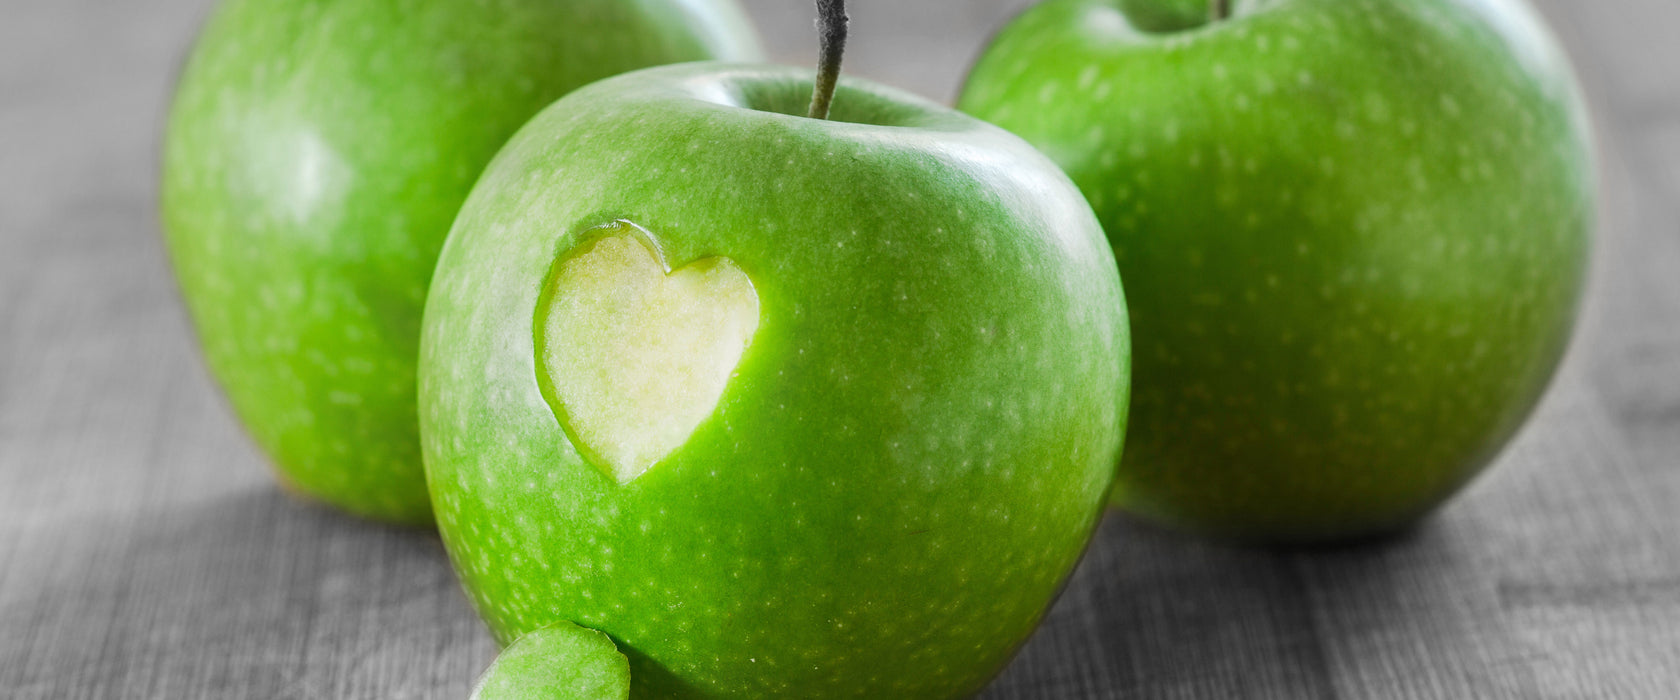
[959,0,1593,542]
[419,63,1129,698]
[471,622,630,700]
[160,0,761,525]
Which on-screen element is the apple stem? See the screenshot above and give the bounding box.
[1211,0,1231,21]
[807,0,848,120]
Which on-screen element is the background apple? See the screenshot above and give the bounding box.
[419,62,1129,697]
[161,0,761,525]
[959,0,1593,541]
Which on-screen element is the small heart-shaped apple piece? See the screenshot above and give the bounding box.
[537,222,759,484]
[470,621,630,700]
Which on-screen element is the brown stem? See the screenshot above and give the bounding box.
[808,0,848,120]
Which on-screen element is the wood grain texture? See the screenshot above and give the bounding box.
[1,0,1676,698]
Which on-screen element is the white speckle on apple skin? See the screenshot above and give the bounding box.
[1076,64,1099,89]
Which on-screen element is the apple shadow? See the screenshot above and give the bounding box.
[981,511,1456,700]
[0,487,494,699]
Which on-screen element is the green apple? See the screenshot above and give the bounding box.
[471,622,630,700]
[419,62,1129,697]
[161,0,761,525]
[960,0,1593,541]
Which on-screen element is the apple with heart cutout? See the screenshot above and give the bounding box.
[418,56,1131,697]
[161,0,762,524]
[959,0,1594,542]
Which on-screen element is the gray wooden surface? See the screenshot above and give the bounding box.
[2,0,1676,697]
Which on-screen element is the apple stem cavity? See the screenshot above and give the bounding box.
[1211,0,1231,21]
[807,0,848,120]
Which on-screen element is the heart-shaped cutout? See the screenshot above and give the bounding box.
[536,222,760,484]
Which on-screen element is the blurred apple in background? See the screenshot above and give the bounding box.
[161,0,761,524]
[961,0,1594,542]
